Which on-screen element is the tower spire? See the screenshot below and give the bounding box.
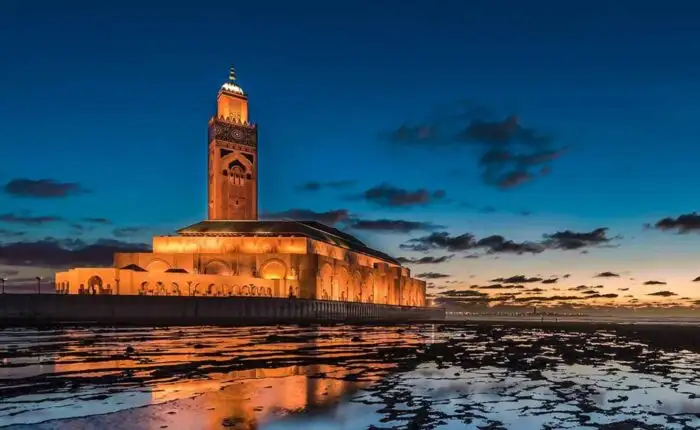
[220,65,245,96]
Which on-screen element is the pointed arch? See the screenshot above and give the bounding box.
[204,259,231,275]
[146,259,171,273]
[260,258,287,280]
[319,263,333,300]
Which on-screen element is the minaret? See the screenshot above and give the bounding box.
[207,66,258,220]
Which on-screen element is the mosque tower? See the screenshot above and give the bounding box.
[207,66,258,220]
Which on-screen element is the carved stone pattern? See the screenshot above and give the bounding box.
[217,141,257,153]
[209,121,257,147]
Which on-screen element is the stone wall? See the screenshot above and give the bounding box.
[57,251,425,306]
[0,294,445,325]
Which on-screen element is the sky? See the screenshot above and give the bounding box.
[2,0,700,308]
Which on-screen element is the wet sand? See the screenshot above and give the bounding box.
[1,322,700,429]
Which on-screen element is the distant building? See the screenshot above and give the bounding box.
[56,67,426,306]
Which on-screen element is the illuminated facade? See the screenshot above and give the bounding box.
[55,67,427,307]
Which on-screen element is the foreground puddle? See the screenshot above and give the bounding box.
[2,324,700,429]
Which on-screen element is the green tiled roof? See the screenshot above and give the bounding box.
[177,220,400,265]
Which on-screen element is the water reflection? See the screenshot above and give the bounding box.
[0,326,412,429]
[2,324,700,429]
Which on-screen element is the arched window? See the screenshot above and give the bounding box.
[87,276,103,295]
[203,260,231,276]
[156,282,167,296]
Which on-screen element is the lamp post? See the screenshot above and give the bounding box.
[36,276,43,294]
[1,277,6,294]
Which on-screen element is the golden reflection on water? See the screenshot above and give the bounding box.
[0,325,416,428]
[5,325,700,429]
[144,364,383,430]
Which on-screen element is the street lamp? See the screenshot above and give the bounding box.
[36,276,43,294]
[0,277,6,294]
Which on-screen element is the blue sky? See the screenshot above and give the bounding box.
[2,0,700,305]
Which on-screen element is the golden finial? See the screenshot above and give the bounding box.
[229,65,236,82]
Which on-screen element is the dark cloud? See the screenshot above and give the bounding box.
[0,229,26,239]
[439,289,488,297]
[586,293,619,299]
[4,178,89,198]
[563,274,571,278]
[397,255,453,265]
[416,272,451,280]
[495,292,522,298]
[569,285,604,291]
[649,213,700,234]
[541,278,558,284]
[262,209,349,226]
[618,287,629,291]
[648,291,677,297]
[402,227,617,256]
[357,183,446,208]
[0,213,62,226]
[83,217,112,225]
[476,235,545,254]
[542,228,617,251]
[525,287,545,294]
[580,289,599,295]
[463,254,480,259]
[477,284,525,290]
[693,276,700,282]
[594,271,620,278]
[401,231,542,255]
[348,219,444,233]
[299,180,356,192]
[490,275,542,283]
[381,105,567,189]
[0,238,150,268]
[401,231,475,252]
[497,170,533,189]
[643,280,667,285]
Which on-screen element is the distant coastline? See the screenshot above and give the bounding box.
[447,314,700,325]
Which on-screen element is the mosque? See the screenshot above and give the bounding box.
[55,67,427,307]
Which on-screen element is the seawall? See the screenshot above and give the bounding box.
[0,294,445,326]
